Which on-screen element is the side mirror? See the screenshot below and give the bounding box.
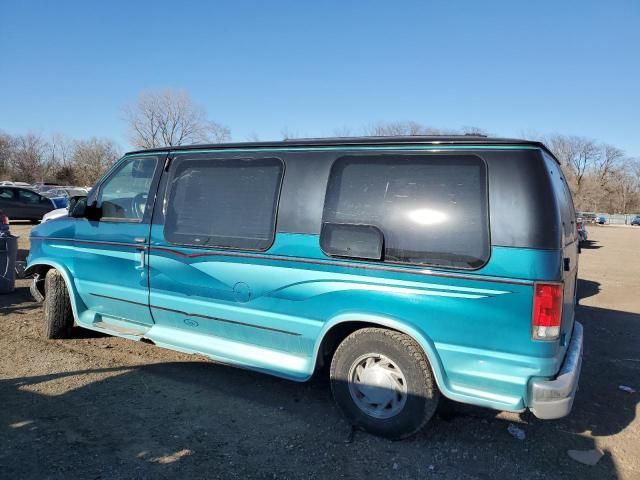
[67,195,85,213]
[70,197,87,218]
[70,197,102,221]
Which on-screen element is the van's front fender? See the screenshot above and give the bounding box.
[25,259,85,324]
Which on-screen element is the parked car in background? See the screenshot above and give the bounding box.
[597,216,606,224]
[32,182,61,193]
[1,181,32,188]
[40,208,68,223]
[576,212,597,224]
[42,187,89,199]
[40,192,87,223]
[631,216,640,226]
[0,186,66,222]
[576,220,588,244]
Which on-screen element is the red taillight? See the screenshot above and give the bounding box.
[532,283,563,340]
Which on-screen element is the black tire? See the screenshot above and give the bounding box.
[43,269,74,339]
[330,328,439,440]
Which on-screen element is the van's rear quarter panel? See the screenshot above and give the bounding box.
[148,231,564,409]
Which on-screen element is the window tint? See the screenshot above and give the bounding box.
[164,156,283,250]
[322,155,489,269]
[18,189,43,204]
[0,188,14,200]
[98,156,158,220]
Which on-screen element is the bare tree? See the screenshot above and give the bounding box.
[364,121,442,136]
[570,137,599,191]
[207,121,232,144]
[48,133,73,168]
[9,133,49,183]
[281,127,301,140]
[544,135,599,193]
[245,131,260,142]
[594,144,624,185]
[71,138,121,186]
[0,132,14,178]
[124,89,230,148]
[333,126,353,137]
[460,126,490,136]
[45,133,75,183]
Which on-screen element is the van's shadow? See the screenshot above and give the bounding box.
[580,240,602,250]
[1,280,636,479]
[577,278,600,301]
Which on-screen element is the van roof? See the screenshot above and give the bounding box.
[128,135,559,163]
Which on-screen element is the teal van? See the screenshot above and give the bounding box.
[26,136,583,439]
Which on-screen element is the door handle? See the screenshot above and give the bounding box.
[135,246,146,270]
[134,237,146,243]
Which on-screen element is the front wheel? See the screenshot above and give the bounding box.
[43,269,74,339]
[330,328,439,439]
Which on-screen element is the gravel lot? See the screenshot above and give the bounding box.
[1,223,638,479]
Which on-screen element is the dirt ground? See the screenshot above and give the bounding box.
[1,224,638,479]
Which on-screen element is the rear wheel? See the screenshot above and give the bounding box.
[330,327,439,439]
[43,269,74,339]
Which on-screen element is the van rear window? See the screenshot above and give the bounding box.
[164,156,283,250]
[322,154,489,269]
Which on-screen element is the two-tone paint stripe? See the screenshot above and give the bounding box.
[31,236,532,286]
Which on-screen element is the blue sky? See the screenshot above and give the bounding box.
[1,0,639,155]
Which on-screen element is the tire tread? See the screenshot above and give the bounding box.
[43,269,73,339]
[330,327,439,439]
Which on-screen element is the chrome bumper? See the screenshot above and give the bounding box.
[529,322,583,419]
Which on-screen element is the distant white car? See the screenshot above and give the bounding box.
[0,180,31,188]
[41,207,68,223]
[0,181,32,187]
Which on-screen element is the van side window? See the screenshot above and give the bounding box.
[322,155,489,269]
[164,156,283,251]
[98,156,159,221]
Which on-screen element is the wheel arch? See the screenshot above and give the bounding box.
[25,260,84,323]
[313,313,453,399]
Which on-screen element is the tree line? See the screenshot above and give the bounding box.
[2,89,639,213]
[0,132,120,186]
[535,134,640,214]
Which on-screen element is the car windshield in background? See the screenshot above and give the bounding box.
[42,187,88,198]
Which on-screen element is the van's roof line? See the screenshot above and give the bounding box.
[127,136,559,163]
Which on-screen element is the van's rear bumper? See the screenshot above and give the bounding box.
[529,321,583,419]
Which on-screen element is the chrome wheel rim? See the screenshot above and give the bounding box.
[347,353,407,419]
